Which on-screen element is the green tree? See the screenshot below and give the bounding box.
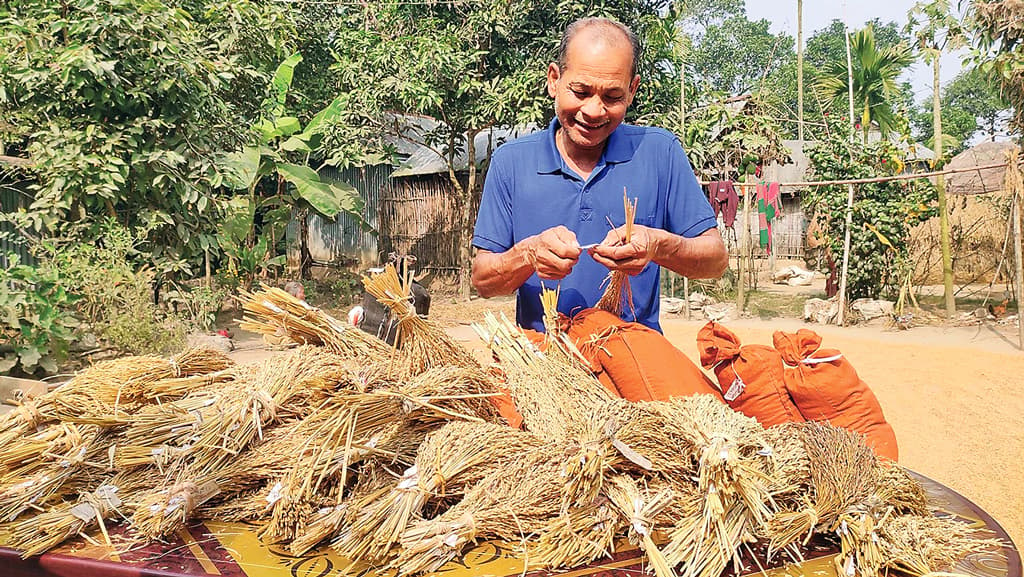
[327,1,674,298]
[689,15,795,96]
[816,25,914,142]
[805,19,907,70]
[0,0,295,277]
[913,67,1013,151]
[967,1,1024,129]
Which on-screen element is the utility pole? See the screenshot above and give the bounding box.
[797,0,804,142]
[837,24,857,326]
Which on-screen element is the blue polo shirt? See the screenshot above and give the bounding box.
[473,119,716,333]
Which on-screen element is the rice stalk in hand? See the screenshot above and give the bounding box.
[596,190,637,317]
[239,284,392,360]
[362,264,479,378]
[473,312,612,441]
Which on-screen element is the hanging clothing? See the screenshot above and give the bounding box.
[707,180,739,227]
[755,182,783,252]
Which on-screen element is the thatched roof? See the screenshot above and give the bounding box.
[945,141,1018,195]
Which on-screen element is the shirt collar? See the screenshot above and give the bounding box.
[536,118,635,175]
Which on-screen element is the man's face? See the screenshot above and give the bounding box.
[547,32,640,154]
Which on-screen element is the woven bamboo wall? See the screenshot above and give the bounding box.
[378,174,465,278]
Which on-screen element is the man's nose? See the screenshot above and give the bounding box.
[579,96,604,119]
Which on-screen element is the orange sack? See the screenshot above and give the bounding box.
[566,308,722,402]
[773,329,898,461]
[696,322,803,427]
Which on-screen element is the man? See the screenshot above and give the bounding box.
[471,17,727,333]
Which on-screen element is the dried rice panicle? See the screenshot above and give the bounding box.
[335,422,543,564]
[876,513,1005,577]
[2,470,155,558]
[362,264,479,377]
[239,283,392,360]
[874,464,928,515]
[603,474,676,577]
[598,399,699,479]
[767,422,881,554]
[530,498,621,571]
[140,368,238,402]
[761,423,812,502]
[473,312,613,441]
[537,285,594,372]
[596,190,637,317]
[0,425,110,523]
[391,441,569,575]
[660,397,778,577]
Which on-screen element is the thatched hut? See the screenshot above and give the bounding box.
[911,141,1019,286]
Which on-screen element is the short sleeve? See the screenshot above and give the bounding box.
[473,148,514,253]
[665,138,717,238]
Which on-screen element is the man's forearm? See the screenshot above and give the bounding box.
[471,245,535,297]
[651,228,728,279]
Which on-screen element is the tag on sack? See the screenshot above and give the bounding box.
[724,376,745,401]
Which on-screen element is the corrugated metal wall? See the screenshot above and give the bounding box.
[287,164,390,269]
[0,182,34,269]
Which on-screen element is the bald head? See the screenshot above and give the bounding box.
[557,17,640,77]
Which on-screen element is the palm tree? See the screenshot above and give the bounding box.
[816,25,913,142]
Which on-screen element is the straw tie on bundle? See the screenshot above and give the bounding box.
[596,188,638,318]
[604,474,676,577]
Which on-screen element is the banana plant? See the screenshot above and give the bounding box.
[218,53,372,281]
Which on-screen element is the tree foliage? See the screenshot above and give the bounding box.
[0,0,294,275]
[816,25,914,141]
[965,0,1024,129]
[804,119,937,300]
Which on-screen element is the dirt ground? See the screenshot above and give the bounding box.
[427,294,1024,551]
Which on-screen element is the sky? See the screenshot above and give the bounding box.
[745,0,967,105]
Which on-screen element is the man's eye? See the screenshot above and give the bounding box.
[571,90,588,98]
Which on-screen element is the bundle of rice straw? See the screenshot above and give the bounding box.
[0,425,110,523]
[660,396,778,577]
[361,264,479,377]
[596,189,637,317]
[0,348,233,438]
[239,284,392,360]
[875,513,1005,576]
[530,497,620,570]
[334,422,544,563]
[602,474,675,577]
[392,440,571,574]
[767,422,881,554]
[2,469,156,558]
[473,312,613,441]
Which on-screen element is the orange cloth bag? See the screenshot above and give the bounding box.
[566,309,722,402]
[696,322,803,427]
[773,329,898,461]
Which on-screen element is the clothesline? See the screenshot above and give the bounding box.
[698,160,1015,189]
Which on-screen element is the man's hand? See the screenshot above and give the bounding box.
[590,225,659,276]
[523,225,583,280]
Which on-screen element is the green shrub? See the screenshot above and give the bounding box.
[0,256,79,375]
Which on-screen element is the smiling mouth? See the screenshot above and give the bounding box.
[575,120,608,131]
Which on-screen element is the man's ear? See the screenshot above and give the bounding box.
[627,74,641,105]
[547,62,561,98]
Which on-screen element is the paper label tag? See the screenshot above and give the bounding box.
[95,485,122,509]
[70,502,98,522]
[195,480,221,506]
[724,376,745,401]
[612,438,653,471]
